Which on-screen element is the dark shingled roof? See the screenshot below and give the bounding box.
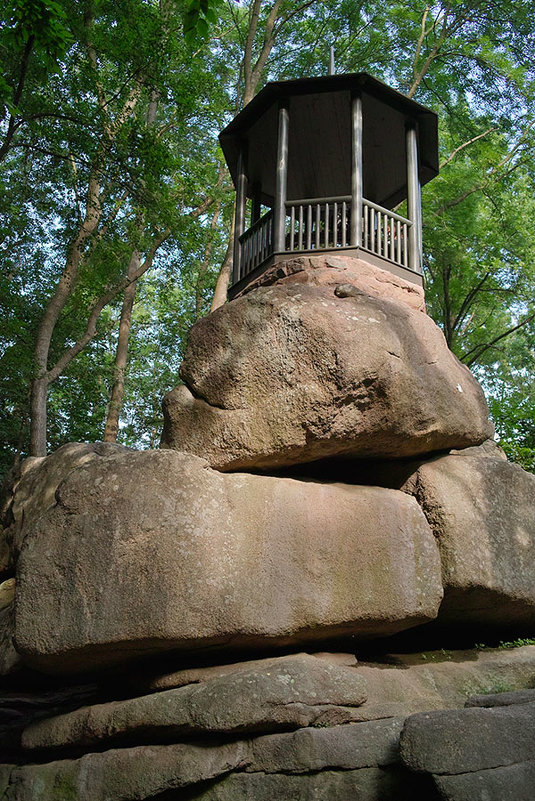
[220,72,439,209]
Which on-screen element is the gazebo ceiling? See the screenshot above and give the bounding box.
[219,72,439,210]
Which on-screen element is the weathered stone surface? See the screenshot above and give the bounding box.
[22,655,367,751]
[0,442,130,570]
[124,651,357,694]
[354,645,535,720]
[433,761,535,801]
[161,284,492,471]
[248,718,404,773]
[399,702,535,774]
[401,447,535,628]
[188,766,427,801]
[0,765,14,794]
[467,688,535,708]
[3,741,246,801]
[0,604,20,676]
[234,253,427,312]
[14,448,442,673]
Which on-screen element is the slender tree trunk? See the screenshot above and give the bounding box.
[210,215,234,311]
[195,201,221,317]
[103,252,140,442]
[30,376,50,456]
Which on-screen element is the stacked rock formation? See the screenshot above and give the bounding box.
[1,254,535,800]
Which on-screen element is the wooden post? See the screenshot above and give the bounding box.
[350,92,363,248]
[273,100,289,253]
[406,122,423,274]
[251,184,261,226]
[232,146,247,285]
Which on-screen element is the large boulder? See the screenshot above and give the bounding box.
[161,284,492,471]
[13,448,442,673]
[400,446,535,630]
[400,702,535,801]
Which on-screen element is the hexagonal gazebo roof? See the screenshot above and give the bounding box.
[219,72,439,211]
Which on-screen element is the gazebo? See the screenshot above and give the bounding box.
[219,72,439,298]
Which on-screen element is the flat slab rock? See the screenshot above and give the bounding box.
[5,720,422,801]
[21,655,367,752]
[161,284,492,471]
[466,688,535,708]
[13,447,442,673]
[0,741,247,801]
[168,766,428,801]
[354,644,535,720]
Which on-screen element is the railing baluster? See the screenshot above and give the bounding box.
[233,197,416,291]
[378,211,382,256]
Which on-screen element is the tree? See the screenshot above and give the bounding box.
[2,0,535,475]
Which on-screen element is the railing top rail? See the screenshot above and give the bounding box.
[363,197,412,226]
[286,195,351,207]
[239,208,273,243]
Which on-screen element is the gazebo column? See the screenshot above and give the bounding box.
[273,100,289,253]
[232,146,248,286]
[251,184,261,226]
[350,92,363,248]
[406,122,423,274]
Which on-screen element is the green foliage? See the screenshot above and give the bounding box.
[183,0,227,43]
[1,0,535,478]
[476,637,535,650]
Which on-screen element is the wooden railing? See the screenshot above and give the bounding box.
[238,209,273,282]
[235,197,413,286]
[362,198,411,269]
[286,195,351,251]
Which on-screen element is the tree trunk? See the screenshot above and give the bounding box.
[210,215,234,311]
[103,252,140,442]
[195,201,221,317]
[30,376,50,457]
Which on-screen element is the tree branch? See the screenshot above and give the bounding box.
[440,128,498,169]
[47,230,170,383]
[462,311,535,367]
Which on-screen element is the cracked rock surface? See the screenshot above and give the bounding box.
[21,654,367,752]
